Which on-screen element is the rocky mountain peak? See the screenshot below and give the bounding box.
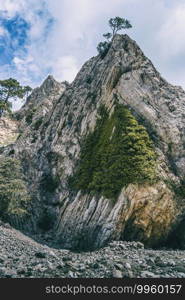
[15,75,66,124]
[39,74,65,95]
[25,74,65,106]
[1,34,185,251]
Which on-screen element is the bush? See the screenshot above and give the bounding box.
[25,112,33,124]
[33,118,43,130]
[25,107,37,125]
[97,41,111,59]
[0,157,30,218]
[70,104,157,201]
[40,173,60,193]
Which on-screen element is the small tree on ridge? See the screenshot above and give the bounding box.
[0,78,32,117]
[97,17,132,58]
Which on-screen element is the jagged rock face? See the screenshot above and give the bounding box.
[16,75,66,133]
[5,34,185,250]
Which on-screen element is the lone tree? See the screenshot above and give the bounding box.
[0,78,32,117]
[108,17,132,38]
[97,17,132,58]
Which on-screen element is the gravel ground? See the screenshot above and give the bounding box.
[1,221,185,278]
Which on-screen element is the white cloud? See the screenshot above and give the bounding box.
[13,55,39,74]
[1,0,185,94]
[0,26,6,36]
[0,1,51,84]
[157,2,185,58]
[52,56,78,82]
[42,0,134,83]
[47,0,131,49]
[0,0,24,17]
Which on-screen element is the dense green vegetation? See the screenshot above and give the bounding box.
[0,157,30,218]
[70,104,157,201]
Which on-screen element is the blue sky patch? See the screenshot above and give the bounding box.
[0,14,30,65]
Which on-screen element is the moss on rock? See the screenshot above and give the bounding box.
[70,104,157,201]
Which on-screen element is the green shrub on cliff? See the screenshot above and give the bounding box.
[0,157,30,218]
[70,104,157,201]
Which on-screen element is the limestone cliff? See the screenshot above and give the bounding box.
[1,34,185,250]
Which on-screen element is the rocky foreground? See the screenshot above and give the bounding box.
[1,222,185,278]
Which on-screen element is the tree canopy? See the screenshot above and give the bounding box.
[0,78,32,117]
[0,157,30,218]
[70,104,157,201]
[108,17,132,37]
[97,17,132,58]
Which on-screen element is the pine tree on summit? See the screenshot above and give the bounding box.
[97,17,132,58]
[108,17,132,38]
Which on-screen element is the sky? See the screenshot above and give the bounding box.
[0,0,185,110]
